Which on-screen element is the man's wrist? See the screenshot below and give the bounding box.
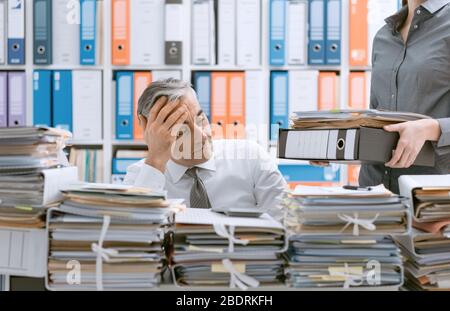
[145,156,168,173]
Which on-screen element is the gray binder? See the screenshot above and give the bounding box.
[278,127,435,167]
[165,0,183,65]
[33,0,52,65]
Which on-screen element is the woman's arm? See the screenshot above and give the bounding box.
[384,118,446,168]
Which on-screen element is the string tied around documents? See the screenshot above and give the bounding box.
[329,263,364,289]
[213,223,249,253]
[91,215,118,291]
[222,259,260,291]
[338,213,380,236]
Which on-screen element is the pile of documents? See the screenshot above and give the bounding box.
[171,208,286,290]
[398,175,450,290]
[281,184,407,289]
[46,183,184,291]
[290,110,429,129]
[0,127,76,229]
[278,110,435,166]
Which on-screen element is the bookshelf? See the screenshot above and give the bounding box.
[14,0,367,185]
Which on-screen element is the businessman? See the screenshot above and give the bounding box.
[124,79,287,216]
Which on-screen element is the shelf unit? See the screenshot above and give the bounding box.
[8,0,365,184]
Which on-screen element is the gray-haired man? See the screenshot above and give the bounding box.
[124,79,286,215]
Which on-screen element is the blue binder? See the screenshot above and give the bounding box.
[193,72,211,121]
[269,0,286,66]
[270,71,289,141]
[325,0,341,65]
[80,0,97,65]
[279,164,341,183]
[308,0,326,65]
[116,72,134,140]
[8,0,26,65]
[33,0,52,65]
[52,71,73,132]
[33,70,52,127]
[112,158,141,175]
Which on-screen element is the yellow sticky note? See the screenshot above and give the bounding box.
[188,245,223,253]
[211,263,246,274]
[15,205,33,211]
[328,266,364,276]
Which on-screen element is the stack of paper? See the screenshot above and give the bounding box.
[285,235,403,289]
[0,127,77,229]
[398,175,450,290]
[291,109,429,129]
[171,208,286,290]
[46,183,184,291]
[281,184,406,289]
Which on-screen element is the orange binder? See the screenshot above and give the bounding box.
[211,72,228,139]
[347,165,361,186]
[112,0,130,65]
[227,72,246,139]
[349,0,368,67]
[318,72,338,110]
[133,72,152,140]
[349,72,367,109]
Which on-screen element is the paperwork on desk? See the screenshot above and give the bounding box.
[283,185,411,236]
[171,208,286,289]
[0,127,77,229]
[46,183,184,291]
[397,175,450,290]
[285,235,403,289]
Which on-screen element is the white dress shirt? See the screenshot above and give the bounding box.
[124,140,287,215]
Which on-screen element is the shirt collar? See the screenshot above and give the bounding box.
[166,157,217,183]
[385,0,449,32]
[422,0,450,13]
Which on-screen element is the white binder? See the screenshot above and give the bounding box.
[245,70,268,148]
[236,0,261,67]
[192,0,215,65]
[53,0,80,65]
[72,70,102,140]
[131,0,164,65]
[289,70,319,114]
[218,0,236,65]
[286,0,307,65]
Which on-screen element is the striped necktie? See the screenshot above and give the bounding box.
[185,167,212,209]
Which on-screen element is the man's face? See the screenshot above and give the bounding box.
[140,90,213,166]
[175,91,213,165]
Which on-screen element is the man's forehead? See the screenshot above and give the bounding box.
[181,91,201,113]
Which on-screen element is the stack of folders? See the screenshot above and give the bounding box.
[171,208,287,290]
[281,184,408,290]
[46,183,184,291]
[0,127,77,228]
[398,175,450,291]
[0,127,77,278]
[278,110,435,166]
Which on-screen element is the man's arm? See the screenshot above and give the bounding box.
[123,160,166,191]
[123,96,188,189]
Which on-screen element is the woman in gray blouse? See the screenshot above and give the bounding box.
[358,0,450,193]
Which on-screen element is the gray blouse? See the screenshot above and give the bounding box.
[359,0,450,194]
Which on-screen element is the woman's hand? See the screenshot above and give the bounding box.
[384,119,441,168]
